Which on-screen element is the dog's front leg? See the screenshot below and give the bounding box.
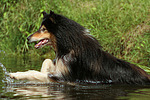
[9,59,56,82]
[40,59,55,73]
[10,70,50,82]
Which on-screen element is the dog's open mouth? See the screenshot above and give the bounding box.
[35,39,50,49]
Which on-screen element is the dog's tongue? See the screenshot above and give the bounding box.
[35,39,48,49]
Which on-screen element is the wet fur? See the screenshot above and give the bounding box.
[10,11,150,85]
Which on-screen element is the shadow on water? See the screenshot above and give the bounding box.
[1,52,150,99]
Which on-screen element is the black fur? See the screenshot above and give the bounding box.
[43,11,150,85]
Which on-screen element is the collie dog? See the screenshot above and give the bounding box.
[10,11,150,85]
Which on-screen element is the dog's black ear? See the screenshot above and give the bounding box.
[50,10,54,15]
[42,11,48,17]
[49,10,56,23]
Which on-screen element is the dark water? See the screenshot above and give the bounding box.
[1,52,150,100]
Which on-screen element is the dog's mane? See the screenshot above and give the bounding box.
[43,13,101,55]
[43,12,150,84]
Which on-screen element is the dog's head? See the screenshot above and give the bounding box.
[27,10,92,54]
[27,10,56,49]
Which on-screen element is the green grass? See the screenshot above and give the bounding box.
[0,0,150,67]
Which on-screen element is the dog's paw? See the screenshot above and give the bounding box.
[9,73,20,80]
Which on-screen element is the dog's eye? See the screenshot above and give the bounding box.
[41,28,46,32]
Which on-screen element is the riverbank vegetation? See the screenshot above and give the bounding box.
[0,0,150,67]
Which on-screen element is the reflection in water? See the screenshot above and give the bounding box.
[118,88,150,100]
[5,83,73,99]
[3,83,150,100]
[6,85,66,99]
[3,83,110,99]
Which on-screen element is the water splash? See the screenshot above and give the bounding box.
[0,63,14,84]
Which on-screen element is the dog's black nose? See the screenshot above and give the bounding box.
[27,36,31,41]
[27,34,33,42]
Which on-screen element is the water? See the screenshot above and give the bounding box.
[1,52,150,100]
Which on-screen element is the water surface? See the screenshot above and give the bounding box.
[1,52,150,100]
